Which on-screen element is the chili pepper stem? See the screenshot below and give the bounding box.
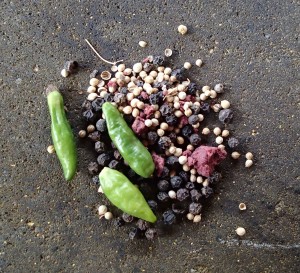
[84,39,124,65]
[45,84,59,96]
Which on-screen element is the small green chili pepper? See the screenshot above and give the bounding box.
[102,102,155,178]
[99,167,157,223]
[46,85,77,181]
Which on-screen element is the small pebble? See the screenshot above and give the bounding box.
[245,159,253,168]
[47,145,55,154]
[195,59,203,67]
[239,203,247,211]
[235,227,246,236]
[178,24,188,35]
[139,41,147,48]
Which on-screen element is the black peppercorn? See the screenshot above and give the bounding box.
[157,192,170,202]
[186,82,197,96]
[170,176,183,189]
[91,98,105,112]
[163,210,176,225]
[165,114,178,126]
[153,56,165,66]
[114,217,125,228]
[190,189,202,202]
[227,137,239,149]
[122,213,134,223]
[136,219,150,231]
[208,171,222,184]
[159,104,172,116]
[157,180,170,192]
[95,141,106,153]
[181,125,194,138]
[158,136,172,150]
[188,115,199,125]
[87,162,99,175]
[219,109,233,124]
[128,227,141,240]
[88,131,101,142]
[201,186,213,198]
[145,228,157,240]
[97,153,111,166]
[147,200,158,211]
[189,202,202,214]
[108,160,120,169]
[189,134,201,146]
[147,131,158,145]
[176,188,189,201]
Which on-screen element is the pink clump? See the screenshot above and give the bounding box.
[140,91,149,100]
[144,104,155,118]
[152,152,165,177]
[179,116,188,127]
[182,150,192,157]
[187,146,227,177]
[132,116,147,135]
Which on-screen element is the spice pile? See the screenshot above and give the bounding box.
[78,54,253,240]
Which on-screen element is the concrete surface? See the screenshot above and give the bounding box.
[1,0,299,272]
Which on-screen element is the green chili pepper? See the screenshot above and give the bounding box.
[99,167,157,223]
[102,102,155,178]
[46,85,77,181]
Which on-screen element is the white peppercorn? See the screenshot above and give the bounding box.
[187,213,194,220]
[202,127,210,135]
[222,129,230,137]
[231,151,241,159]
[132,63,143,73]
[168,190,177,199]
[214,83,224,93]
[104,211,113,220]
[183,62,192,69]
[178,24,188,35]
[235,227,246,236]
[47,145,55,154]
[139,41,147,48]
[221,100,231,109]
[178,155,187,165]
[193,215,202,223]
[61,68,69,78]
[195,59,203,67]
[123,106,132,115]
[245,159,253,168]
[245,152,254,160]
[89,78,99,87]
[213,127,222,136]
[145,119,153,127]
[157,129,165,136]
[216,136,223,144]
[98,205,108,215]
[87,86,96,93]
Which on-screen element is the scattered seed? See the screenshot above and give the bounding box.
[183,62,192,70]
[164,48,173,57]
[221,100,231,109]
[186,213,194,220]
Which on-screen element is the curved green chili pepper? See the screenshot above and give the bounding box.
[46,85,77,181]
[102,102,155,178]
[99,167,157,223]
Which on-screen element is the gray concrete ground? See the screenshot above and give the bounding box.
[0,1,299,272]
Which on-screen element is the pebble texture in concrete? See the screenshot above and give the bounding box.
[0,1,299,272]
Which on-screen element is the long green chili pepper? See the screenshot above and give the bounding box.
[102,102,155,178]
[46,85,77,181]
[99,167,157,223]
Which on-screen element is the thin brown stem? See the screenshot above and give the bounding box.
[84,39,123,65]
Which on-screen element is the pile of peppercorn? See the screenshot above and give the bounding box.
[78,55,247,240]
